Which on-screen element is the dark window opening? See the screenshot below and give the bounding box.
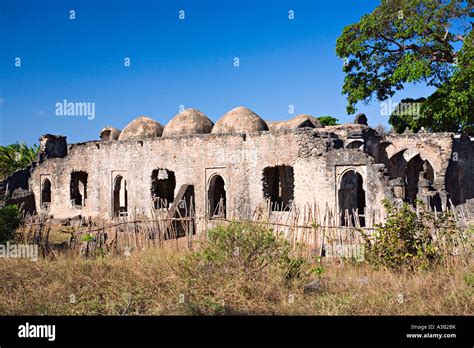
[406,156,435,205]
[41,179,51,206]
[151,169,176,209]
[113,175,128,216]
[338,170,366,226]
[208,175,226,218]
[262,165,294,211]
[70,171,88,206]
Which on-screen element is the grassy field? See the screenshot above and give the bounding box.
[0,246,472,315]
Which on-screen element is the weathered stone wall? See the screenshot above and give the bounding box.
[27,128,387,222]
[382,133,454,190]
[24,126,469,226]
[446,135,474,205]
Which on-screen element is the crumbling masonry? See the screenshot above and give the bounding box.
[5,106,474,228]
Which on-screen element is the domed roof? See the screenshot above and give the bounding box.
[118,116,164,140]
[211,106,269,134]
[162,108,214,136]
[267,114,323,131]
[292,114,323,128]
[100,126,121,141]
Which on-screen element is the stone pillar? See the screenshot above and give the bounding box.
[416,178,431,206]
[389,177,406,200]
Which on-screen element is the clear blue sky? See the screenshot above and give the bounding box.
[0,0,435,146]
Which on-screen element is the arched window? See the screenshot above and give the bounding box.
[151,169,176,209]
[262,165,294,211]
[41,178,52,207]
[208,175,226,218]
[70,171,88,206]
[113,175,128,216]
[338,170,366,226]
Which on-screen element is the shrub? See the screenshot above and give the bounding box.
[317,116,339,126]
[362,199,463,271]
[177,222,308,314]
[199,221,293,273]
[0,205,23,243]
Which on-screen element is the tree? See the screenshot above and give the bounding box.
[389,97,426,133]
[421,32,474,134]
[0,205,23,243]
[336,0,473,133]
[389,33,473,134]
[0,143,39,178]
[317,116,339,126]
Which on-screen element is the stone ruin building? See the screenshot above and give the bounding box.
[5,106,474,230]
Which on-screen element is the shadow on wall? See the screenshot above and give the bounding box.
[445,136,474,205]
[376,145,442,210]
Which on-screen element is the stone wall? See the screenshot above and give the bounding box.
[27,128,385,222]
[446,134,474,205]
[19,126,471,226]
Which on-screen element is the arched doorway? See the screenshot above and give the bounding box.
[113,175,128,216]
[208,175,226,218]
[41,178,52,207]
[338,170,366,226]
[406,156,435,204]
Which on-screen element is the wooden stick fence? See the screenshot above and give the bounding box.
[17,197,471,259]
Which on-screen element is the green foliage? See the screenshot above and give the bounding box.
[177,222,312,314]
[317,116,339,126]
[0,205,23,243]
[389,33,474,134]
[336,0,473,123]
[389,97,426,133]
[362,199,462,270]
[198,222,296,275]
[314,265,325,277]
[81,233,96,243]
[421,31,474,134]
[0,142,39,178]
[464,271,474,287]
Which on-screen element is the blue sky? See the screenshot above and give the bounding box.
[0,0,435,146]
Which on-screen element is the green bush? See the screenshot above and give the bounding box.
[362,199,462,271]
[200,221,294,274]
[178,222,308,314]
[0,205,23,243]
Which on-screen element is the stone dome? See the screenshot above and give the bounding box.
[118,116,164,140]
[291,114,323,128]
[100,126,121,141]
[162,108,214,136]
[211,106,269,134]
[267,114,323,131]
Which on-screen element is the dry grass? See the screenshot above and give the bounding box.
[0,247,472,316]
